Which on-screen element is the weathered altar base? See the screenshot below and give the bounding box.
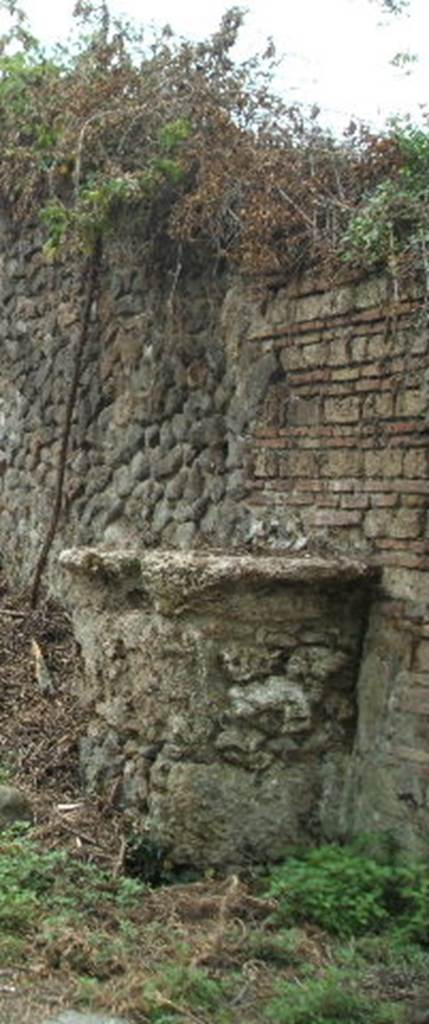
[59,549,376,867]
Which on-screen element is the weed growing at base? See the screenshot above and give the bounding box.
[266,967,399,1024]
[265,837,429,942]
[0,828,428,1022]
[0,823,145,936]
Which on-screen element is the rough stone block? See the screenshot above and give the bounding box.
[390,510,423,540]
[312,509,362,527]
[287,396,321,427]
[341,494,369,509]
[364,508,421,540]
[385,569,429,604]
[325,396,360,423]
[149,760,317,866]
[327,339,348,365]
[374,393,395,418]
[370,493,398,508]
[282,451,317,477]
[321,450,362,477]
[367,335,389,360]
[403,449,428,478]
[253,449,278,478]
[0,785,33,829]
[414,641,429,674]
[365,450,403,478]
[363,509,391,538]
[350,337,367,361]
[396,389,427,418]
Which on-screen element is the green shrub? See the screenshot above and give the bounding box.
[265,968,399,1024]
[249,926,309,966]
[143,964,230,1021]
[392,861,429,944]
[0,826,63,932]
[266,844,393,937]
[336,931,429,970]
[265,840,429,943]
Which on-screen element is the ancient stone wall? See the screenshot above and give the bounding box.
[59,548,376,868]
[0,217,239,580]
[1,214,429,861]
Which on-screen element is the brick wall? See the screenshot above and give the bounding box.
[242,279,427,557]
[229,273,429,852]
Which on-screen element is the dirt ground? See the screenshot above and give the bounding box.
[0,575,127,1022]
[0,574,127,858]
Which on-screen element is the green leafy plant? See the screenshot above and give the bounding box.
[392,861,429,943]
[265,967,400,1024]
[0,826,145,937]
[158,118,192,154]
[0,761,13,783]
[0,831,61,931]
[342,123,429,273]
[40,201,71,258]
[265,840,429,944]
[249,926,309,966]
[143,964,230,1022]
[75,975,103,1009]
[266,844,394,937]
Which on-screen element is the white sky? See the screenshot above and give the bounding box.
[2,0,428,130]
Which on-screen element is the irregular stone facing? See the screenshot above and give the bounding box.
[0,785,33,829]
[60,547,375,868]
[0,235,232,580]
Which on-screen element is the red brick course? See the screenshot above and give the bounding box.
[247,284,429,576]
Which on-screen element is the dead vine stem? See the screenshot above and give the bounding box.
[30,237,103,608]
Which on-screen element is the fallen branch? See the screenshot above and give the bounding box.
[56,802,85,812]
[112,834,127,879]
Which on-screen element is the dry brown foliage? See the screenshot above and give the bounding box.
[0,0,427,282]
